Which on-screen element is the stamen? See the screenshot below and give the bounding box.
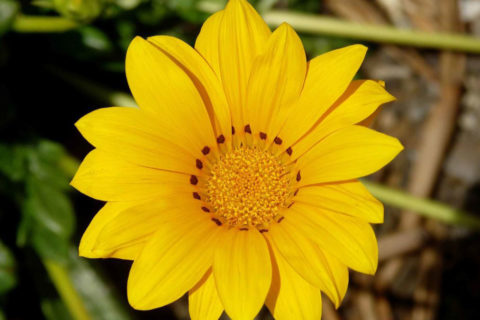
[259,132,267,140]
[244,124,252,134]
[206,148,290,227]
[277,216,285,223]
[201,206,210,213]
[293,189,299,196]
[296,171,301,182]
[259,229,268,233]
[193,192,201,200]
[274,137,283,145]
[286,147,293,156]
[232,126,235,135]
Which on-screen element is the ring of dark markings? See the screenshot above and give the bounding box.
[193,192,201,200]
[201,146,210,155]
[190,175,198,185]
[196,159,203,169]
[211,218,222,226]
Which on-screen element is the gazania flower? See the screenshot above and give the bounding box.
[72,0,403,319]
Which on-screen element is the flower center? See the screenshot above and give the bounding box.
[206,147,290,227]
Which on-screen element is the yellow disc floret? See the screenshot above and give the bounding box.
[206,147,290,227]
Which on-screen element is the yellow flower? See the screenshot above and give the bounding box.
[71,0,403,319]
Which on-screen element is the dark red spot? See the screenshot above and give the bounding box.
[296,171,301,182]
[196,159,203,169]
[217,135,225,144]
[259,132,267,140]
[293,189,299,196]
[201,146,210,155]
[286,147,293,156]
[201,207,210,213]
[244,124,251,134]
[232,126,235,135]
[277,216,285,223]
[239,227,249,231]
[211,218,222,226]
[287,202,294,208]
[193,192,201,200]
[190,175,198,185]
[259,229,268,233]
[274,137,283,145]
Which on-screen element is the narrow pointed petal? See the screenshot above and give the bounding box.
[127,213,221,310]
[288,203,378,274]
[218,0,271,129]
[292,80,395,159]
[213,229,271,320]
[95,199,200,260]
[267,221,348,306]
[296,125,403,186]
[195,10,224,76]
[295,180,384,223]
[79,202,142,260]
[266,242,322,320]
[245,23,306,138]
[148,36,232,140]
[71,149,192,201]
[75,107,199,173]
[126,36,216,153]
[189,270,224,320]
[278,45,367,148]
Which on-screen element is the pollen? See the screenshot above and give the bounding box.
[206,147,290,227]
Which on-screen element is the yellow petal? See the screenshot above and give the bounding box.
[94,199,200,260]
[213,229,271,320]
[147,36,232,140]
[292,80,395,159]
[245,23,306,139]
[296,125,403,186]
[189,270,224,320]
[79,202,142,260]
[267,220,347,307]
[127,212,221,310]
[218,0,271,130]
[288,203,378,274]
[126,36,216,153]
[266,242,322,320]
[295,180,384,223]
[71,149,192,201]
[75,107,199,173]
[277,45,367,149]
[195,10,224,76]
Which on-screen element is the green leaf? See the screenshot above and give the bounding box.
[0,241,16,295]
[0,0,18,35]
[31,225,70,262]
[24,177,75,240]
[0,144,28,182]
[67,249,131,320]
[41,298,73,320]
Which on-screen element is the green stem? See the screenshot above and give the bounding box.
[198,1,480,53]
[13,15,79,33]
[363,180,480,229]
[43,259,91,320]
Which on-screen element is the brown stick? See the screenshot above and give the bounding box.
[378,229,427,262]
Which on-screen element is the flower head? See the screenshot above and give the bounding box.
[72,0,403,319]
